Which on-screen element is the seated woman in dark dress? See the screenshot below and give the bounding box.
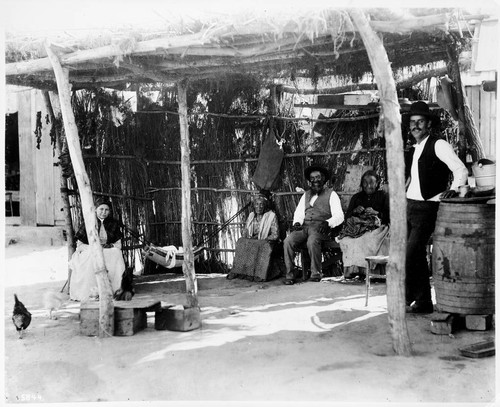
[337,170,390,279]
[69,199,126,301]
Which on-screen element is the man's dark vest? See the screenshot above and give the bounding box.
[405,136,451,200]
[304,187,333,222]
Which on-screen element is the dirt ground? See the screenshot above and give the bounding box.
[2,240,497,406]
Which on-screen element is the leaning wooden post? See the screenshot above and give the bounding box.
[45,42,114,337]
[177,80,199,309]
[349,9,412,356]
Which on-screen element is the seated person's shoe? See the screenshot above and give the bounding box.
[406,302,433,314]
[309,273,323,282]
[284,279,294,285]
[226,273,238,280]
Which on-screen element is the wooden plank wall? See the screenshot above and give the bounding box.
[465,85,497,160]
[17,89,37,226]
[35,89,56,225]
[13,88,65,226]
[49,94,66,226]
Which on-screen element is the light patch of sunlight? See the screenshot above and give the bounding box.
[4,246,69,287]
[135,294,388,364]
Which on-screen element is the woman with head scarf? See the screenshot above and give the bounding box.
[69,198,126,301]
[227,192,281,281]
[337,170,390,280]
[243,193,279,241]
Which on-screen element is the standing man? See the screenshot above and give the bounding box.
[405,101,468,313]
[283,165,344,285]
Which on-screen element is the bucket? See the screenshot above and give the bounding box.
[432,203,495,315]
[472,162,496,188]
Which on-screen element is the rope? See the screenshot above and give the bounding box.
[123,201,252,250]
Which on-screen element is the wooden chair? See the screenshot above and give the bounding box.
[298,240,343,280]
[365,255,389,306]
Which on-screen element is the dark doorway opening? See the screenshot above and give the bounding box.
[5,113,20,217]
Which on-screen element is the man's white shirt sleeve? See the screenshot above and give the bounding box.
[434,139,468,191]
[327,191,344,228]
[292,194,306,225]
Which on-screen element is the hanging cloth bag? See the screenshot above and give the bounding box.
[251,126,284,191]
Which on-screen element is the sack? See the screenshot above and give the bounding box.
[251,127,284,191]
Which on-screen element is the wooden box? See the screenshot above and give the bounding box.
[155,305,201,332]
[114,297,161,336]
[80,297,161,336]
[430,313,454,335]
[80,301,100,336]
[114,308,147,336]
[344,93,372,105]
[465,314,493,331]
[316,94,344,106]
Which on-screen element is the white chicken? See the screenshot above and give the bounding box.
[43,290,67,320]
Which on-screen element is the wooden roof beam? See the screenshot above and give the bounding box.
[5,30,229,76]
[369,12,487,34]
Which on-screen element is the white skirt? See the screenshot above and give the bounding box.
[69,245,125,301]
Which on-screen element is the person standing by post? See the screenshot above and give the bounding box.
[405,101,468,313]
[283,165,344,285]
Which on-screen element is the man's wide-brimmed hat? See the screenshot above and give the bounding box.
[305,165,330,180]
[408,101,434,119]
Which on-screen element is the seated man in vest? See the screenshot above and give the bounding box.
[283,165,344,285]
[405,101,468,313]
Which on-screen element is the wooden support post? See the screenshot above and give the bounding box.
[177,80,199,309]
[349,9,412,356]
[44,42,114,337]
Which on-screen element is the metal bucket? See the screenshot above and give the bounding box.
[472,162,496,188]
[432,203,495,314]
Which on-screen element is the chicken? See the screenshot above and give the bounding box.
[113,267,135,301]
[12,294,32,339]
[43,290,66,320]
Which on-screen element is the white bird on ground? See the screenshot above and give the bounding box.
[43,291,67,320]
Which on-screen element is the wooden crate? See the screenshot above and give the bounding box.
[80,297,161,336]
[114,308,147,336]
[155,305,201,332]
[430,313,455,335]
[80,302,100,336]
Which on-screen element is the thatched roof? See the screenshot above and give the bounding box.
[4,5,495,91]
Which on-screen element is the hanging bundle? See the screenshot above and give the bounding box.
[251,122,284,191]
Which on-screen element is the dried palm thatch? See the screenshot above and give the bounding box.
[5,7,486,90]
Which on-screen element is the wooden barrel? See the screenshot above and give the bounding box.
[432,203,495,315]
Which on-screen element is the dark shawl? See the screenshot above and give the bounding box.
[75,217,123,245]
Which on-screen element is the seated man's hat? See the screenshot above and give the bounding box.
[305,165,330,180]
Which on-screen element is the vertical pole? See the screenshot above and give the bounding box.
[42,90,76,292]
[349,9,412,356]
[45,42,114,337]
[177,80,199,309]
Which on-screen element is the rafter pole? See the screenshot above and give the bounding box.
[349,9,412,357]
